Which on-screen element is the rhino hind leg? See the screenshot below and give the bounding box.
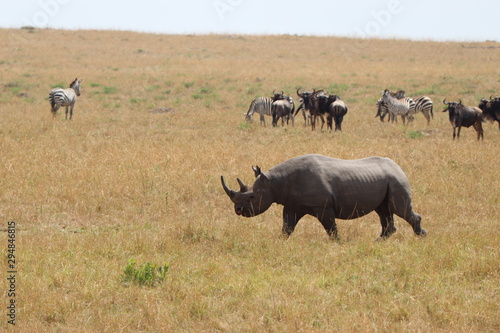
[375,199,397,240]
[389,194,427,237]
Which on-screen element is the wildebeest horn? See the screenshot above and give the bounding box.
[272,89,276,95]
[236,178,249,192]
[443,98,447,105]
[297,88,302,96]
[458,99,462,104]
[221,176,236,198]
[281,90,284,95]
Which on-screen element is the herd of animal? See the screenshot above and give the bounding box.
[244,88,500,140]
[49,78,499,141]
[46,78,497,240]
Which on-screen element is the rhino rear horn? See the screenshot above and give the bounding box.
[237,178,249,192]
[221,176,236,198]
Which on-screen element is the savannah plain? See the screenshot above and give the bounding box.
[0,28,499,332]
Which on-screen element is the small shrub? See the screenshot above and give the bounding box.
[408,131,423,139]
[102,86,117,94]
[238,122,252,131]
[121,259,169,287]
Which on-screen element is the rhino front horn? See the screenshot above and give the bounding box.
[221,176,236,199]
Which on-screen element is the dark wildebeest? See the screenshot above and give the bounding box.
[308,89,329,131]
[326,94,348,132]
[271,90,294,127]
[478,96,500,131]
[442,99,484,140]
[295,88,313,126]
[221,154,426,240]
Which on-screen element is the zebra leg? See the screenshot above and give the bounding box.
[65,106,69,120]
[423,111,430,125]
[51,105,59,119]
[69,105,74,120]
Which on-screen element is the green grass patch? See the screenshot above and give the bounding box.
[121,259,169,287]
[102,86,117,94]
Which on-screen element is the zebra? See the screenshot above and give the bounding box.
[244,97,273,126]
[381,89,415,125]
[375,90,406,123]
[407,96,434,125]
[49,78,82,120]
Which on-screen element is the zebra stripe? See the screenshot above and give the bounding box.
[245,97,274,126]
[381,89,415,125]
[409,96,433,125]
[49,78,82,120]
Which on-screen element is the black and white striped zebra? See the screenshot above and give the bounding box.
[376,90,405,123]
[381,89,415,125]
[49,78,82,120]
[407,96,434,125]
[244,97,273,126]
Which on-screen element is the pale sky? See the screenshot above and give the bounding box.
[1,0,499,42]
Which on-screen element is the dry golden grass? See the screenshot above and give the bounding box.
[0,28,499,332]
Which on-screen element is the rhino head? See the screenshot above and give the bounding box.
[221,166,274,217]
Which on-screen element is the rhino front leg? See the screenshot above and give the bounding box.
[313,207,338,240]
[281,207,305,238]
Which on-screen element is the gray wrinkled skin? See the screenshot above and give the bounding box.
[221,154,426,240]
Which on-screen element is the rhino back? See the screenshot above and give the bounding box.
[265,155,410,219]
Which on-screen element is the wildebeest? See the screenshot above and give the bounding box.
[221,154,426,240]
[308,89,329,131]
[478,96,500,131]
[326,95,348,132]
[295,88,313,126]
[49,78,82,119]
[442,99,484,140]
[271,90,295,127]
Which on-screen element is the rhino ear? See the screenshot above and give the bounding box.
[252,165,262,178]
[236,178,249,192]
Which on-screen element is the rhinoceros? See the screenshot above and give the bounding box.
[221,154,426,240]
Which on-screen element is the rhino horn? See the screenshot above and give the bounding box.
[221,176,236,198]
[237,178,249,192]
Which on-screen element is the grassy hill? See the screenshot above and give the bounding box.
[0,28,498,332]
